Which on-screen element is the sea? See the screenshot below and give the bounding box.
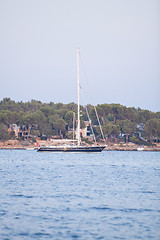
[0,150,160,240]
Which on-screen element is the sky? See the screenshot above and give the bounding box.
[0,0,160,112]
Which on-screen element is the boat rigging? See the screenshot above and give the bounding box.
[37,49,106,152]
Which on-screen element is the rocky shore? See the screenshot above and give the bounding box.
[0,140,160,151]
[0,140,36,150]
[105,142,160,151]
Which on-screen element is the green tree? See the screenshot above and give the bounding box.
[40,123,54,138]
[53,119,66,138]
[155,112,160,120]
[0,123,10,141]
[107,113,114,122]
[118,119,136,135]
[137,109,154,123]
[64,111,74,128]
[32,111,46,125]
[144,119,160,140]
[66,102,77,112]
[40,107,51,117]
[103,122,120,138]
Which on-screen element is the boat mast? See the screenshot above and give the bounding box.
[77,48,81,146]
[73,112,75,141]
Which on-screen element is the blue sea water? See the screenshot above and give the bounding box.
[0,150,160,240]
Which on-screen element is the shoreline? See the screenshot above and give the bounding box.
[105,143,160,151]
[0,140,159,152]
[0,148,159,151]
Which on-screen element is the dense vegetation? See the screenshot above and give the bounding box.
[0,98,160,143]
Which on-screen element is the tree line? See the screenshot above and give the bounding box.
[0,98,160,143]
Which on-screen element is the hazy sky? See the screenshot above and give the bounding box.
[0,0,160,112]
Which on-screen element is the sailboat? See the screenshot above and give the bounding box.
[37,49,106,152]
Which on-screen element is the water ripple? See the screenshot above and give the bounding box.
[0,150,160,240]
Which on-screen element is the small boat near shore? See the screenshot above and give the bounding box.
[137,146,144,151]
